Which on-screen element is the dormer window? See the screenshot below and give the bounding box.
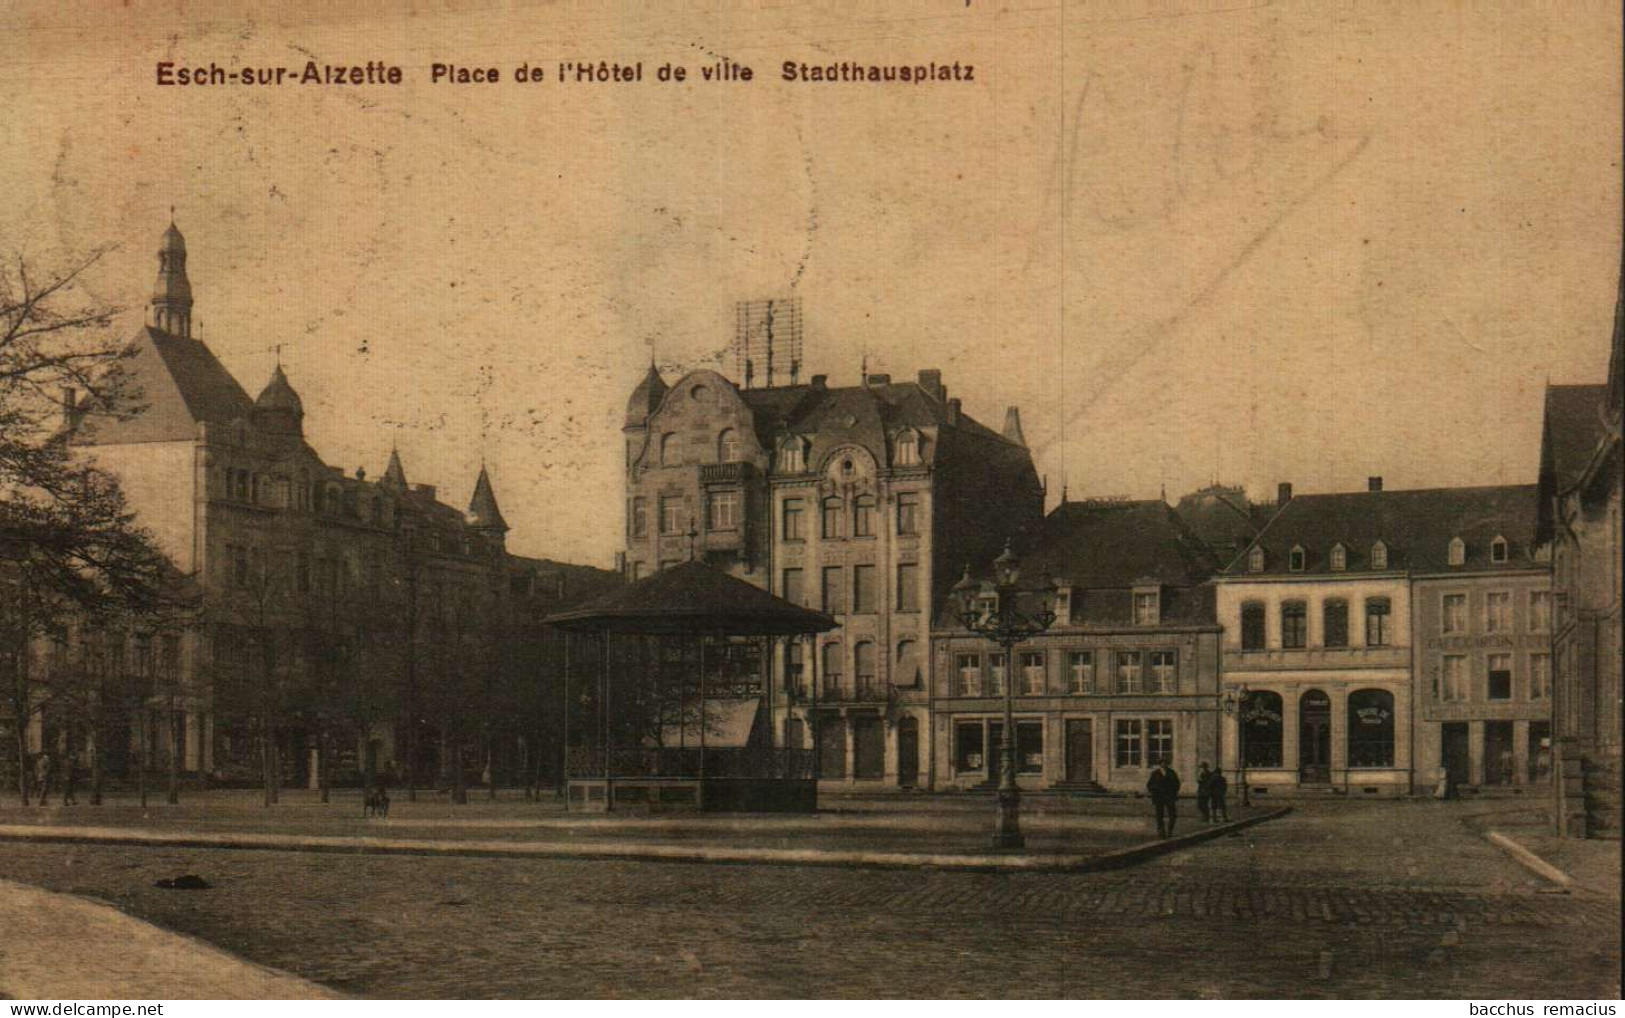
[779,437,805,473]
[1330,544,1347,571]
[1370,541,1388,570]
[1248,546,1265,573]
[1288,546,1306,572]
[1448,537,1465,567]
[894,429,920,467]
[1053,585,1073,624]
[1133,586,1161,626]
[1490,535,1508,563]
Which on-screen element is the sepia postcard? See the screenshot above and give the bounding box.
[0,0,1620,1004]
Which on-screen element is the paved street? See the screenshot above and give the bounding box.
[0,797,1615,998]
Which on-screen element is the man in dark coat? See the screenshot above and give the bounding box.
[1195,763,1213,823]
[1208,767,1229,823]
[1146,758,1181,838]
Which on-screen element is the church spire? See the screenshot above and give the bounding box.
[381,446,408,490]
[151,219,193,338]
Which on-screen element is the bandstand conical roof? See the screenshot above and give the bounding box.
[543,560,838,636]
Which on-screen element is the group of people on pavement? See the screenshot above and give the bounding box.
[1144,760,1230,838]
[20,749,81,806]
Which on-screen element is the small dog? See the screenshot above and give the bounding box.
[364,787,390,818]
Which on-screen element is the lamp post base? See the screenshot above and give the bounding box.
[990,787,1025,851]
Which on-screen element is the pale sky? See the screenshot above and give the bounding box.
[2,1,1619,567]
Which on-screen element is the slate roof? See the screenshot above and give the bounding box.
[544,560,838,635]
[70,327,253,445]
[1225,484,1541,577]
[937,500,1221,627]
[1541,384,1611,493]
[739,377,1017,457]
[467,465,508,532]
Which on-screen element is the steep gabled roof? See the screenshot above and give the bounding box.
[544,560,838,635]
[70,327,253,445]
[1226,484,1540,577]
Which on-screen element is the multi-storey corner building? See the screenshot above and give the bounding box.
[1218,480,1552,798]
[1408,486,1552,795]
[1537,299,1623,838]
[46,223,613,788]
[622,365,1043,788]
[930,499,1223,793]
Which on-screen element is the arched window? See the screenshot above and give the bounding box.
[660,433,680,466]
[1490,535,1508,563]
[1448,537,1465,566]
[895,639,920,688]
[779,438,804,473]
[1347,688,1396,768]
[894,430,919,466]
[853,495,876,537]
[821,641,843,696]
[854,641,877,697]
[1240,602,1266,650]
[1248,546,1265,573]
[718,429,740,463]
[821,497,844,539]
[1330,544,1346,571]
[1370,540,1388,570]
[1241,690,1284,768]
[1289,545,1306,572]
[896,638,916,663]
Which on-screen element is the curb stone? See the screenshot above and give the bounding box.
[0,808,1292,873]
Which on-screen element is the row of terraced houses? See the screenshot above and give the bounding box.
[621,303,1621,837]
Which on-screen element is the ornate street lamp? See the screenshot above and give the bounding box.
[952,540,1056,850]
[1220,683,1256,807]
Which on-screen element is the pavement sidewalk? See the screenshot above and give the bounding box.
[0,807,1289,873]
[0,877,339,999]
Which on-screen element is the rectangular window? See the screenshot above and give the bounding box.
[896,492,920,536]
[1115,719,1143,768]
[821,566,844,614]
[1020,652,1045,695]
[660,496,684,535]
[1146,719,1174,765]
[631,497,648,538]
[1117,650,1143,693]
[1487,653,1513,701]
[853,498,875,538]
[708,490,740,531]
[1281,601,1307,648]
[1485,591,1512,633]
[821,499,844,539]
[852,564,877,613]
[1149,650,1177,693]
[1323,600,1349,647]
[956,721,986,772]
[895,563,919,612]
[988,653,1007,696]
[1241,604,1266,650]
[1068,650,1094,693]
[781,498,805,541]
[1134,591,1159,625]
[1442,594,1466,634]
[785,641,806,696]
[956,653,982,696]
[1529,590,1551,632]
[1530,652,1552,701]
[1440,655,1468,701]
[781,568,804,607]
[1365,599,1391,646]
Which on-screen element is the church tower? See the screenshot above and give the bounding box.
[151,221,194,338]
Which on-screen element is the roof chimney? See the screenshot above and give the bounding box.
[1368,476,1383,492]
[946,398,962,425]
[1002,407,1027,447]
[917,369,944,400]
[1277,482,1293,504]
[865,373,891,387]
[810,374,828,389]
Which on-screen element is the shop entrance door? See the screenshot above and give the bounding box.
[1299,690,1332,784]
[1065,719,1093,783]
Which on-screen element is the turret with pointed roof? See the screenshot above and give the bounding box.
[468,464,508,536]
[381,447,408,490]
[252,363,304,436]
[625,361,669,428]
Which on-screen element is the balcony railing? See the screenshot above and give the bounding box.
[700,462,752,485]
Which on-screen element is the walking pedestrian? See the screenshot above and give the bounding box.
[1146,757,1181,838]
[34,750,54,806]
[1195,763,1213,824]
[62,751,80,806]
[1208,767,1229,822]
